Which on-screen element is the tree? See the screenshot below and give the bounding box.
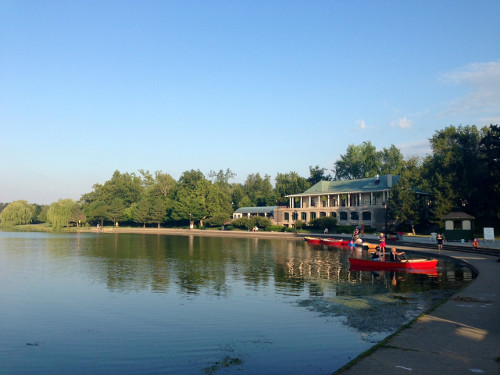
[333,142,405,180]
[308,165,331,184]
[275,172,310,206]
[132,198,150,228]
[230,184,247,210]
[206,183,233,221]
[47,199,81,228]
[387,162,421,234]
[333,141,380,180]
[171,171,210,223]
[85,200,110,227]
[379,145,405,175]
[479,124,500,226]
[243,173,275,206]
[422,125,488,227]
[149,198,167,228]
[107,198,126,226]
[0,200,36,226]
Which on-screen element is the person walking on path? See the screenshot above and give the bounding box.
[436,233,444,252]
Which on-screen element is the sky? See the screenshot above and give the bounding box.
[1,1,499,205]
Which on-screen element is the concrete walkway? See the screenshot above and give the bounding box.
[336,240,500,375]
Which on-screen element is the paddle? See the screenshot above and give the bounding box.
[403,252,412,270]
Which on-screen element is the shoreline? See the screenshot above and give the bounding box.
[80,226,309,240]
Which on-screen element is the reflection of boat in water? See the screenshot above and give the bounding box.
[349,265,439,277]
[348,257,438,271]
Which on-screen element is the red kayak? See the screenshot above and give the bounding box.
[349,257,438,270]
[304,237,322,245]
[321,238,349,246]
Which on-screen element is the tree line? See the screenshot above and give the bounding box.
[1,124,499,234]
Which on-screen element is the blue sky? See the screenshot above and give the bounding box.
[1,1,499,204]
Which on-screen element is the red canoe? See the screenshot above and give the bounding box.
[304,237,323,245]
[321,238,349,246]
[348,257,438,270]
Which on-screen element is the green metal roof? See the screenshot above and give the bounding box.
[234,206,278,214]
[287,175,400,197]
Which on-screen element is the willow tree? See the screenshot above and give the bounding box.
[0,200,36,226]
[47,199,83,228]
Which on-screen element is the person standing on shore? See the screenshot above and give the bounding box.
[436,233,444,252]
[378,233,386,258]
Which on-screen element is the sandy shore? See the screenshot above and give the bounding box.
[83,226,307,240]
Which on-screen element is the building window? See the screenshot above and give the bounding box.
[310,212,317,220]
[320,212,326,217]
[362,211,371,221]
[284,213,289,221]
[331,212,337,218]
[292,212,298,221]
[340,212,347,221]
[351,212,359,220]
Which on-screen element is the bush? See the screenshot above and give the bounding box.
[232,217,250,229]
[336,225,357,234]
[231,216,271,230]
[265,225,285,232]
[310,216,337,232]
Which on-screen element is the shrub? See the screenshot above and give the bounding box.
[265,225,285,232]
[310,216,337,232]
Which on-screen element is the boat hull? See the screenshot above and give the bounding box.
[321,239,349,246]
[348,258,438,270]
[304,237,322,245]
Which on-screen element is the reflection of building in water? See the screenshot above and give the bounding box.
[445,267,474,282]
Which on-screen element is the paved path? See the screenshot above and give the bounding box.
[336,241,500,375]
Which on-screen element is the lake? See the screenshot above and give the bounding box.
[0,231,474,375]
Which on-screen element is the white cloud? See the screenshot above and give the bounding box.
[441,60,500,116]
[356,119,367,130]
[391,117,412,129]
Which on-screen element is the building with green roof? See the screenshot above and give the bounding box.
[232,206,279,220]
[274,174,399,230]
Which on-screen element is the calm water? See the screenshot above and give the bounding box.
[0,231,474,375]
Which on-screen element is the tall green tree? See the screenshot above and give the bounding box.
[132,198,151,228]
[333,141,380,180]
[275,172,310,206]
[334,141,405,180]
[422,125,488,227]
[149,197,168,228]
[171,170,210,223]
[243,173,276,206]
[379,145,405,175]
[0,200,36,226]
[387,157,425,233]
[479,124,500,227]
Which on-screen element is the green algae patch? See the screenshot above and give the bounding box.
[202,356,244,374]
